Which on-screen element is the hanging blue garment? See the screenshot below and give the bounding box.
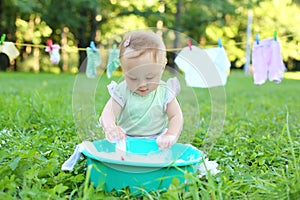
[86,47,101,78]
[106,48,120,78]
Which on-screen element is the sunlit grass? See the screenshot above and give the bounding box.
[284,71,300,80]
[0,71,299,199]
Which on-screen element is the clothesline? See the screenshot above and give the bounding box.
[1,32,289,87]
[10,33,295,53]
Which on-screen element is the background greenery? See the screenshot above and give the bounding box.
[1,0,299,199]
[0,0,300,72]
[0,71,299,199]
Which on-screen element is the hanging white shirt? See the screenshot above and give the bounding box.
[175,45,230,88]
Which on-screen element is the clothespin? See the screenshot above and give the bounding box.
[274,31,277,41]
[255,34,259,45]
[218,38,222,48]
[187,38,192,51]
[47,39,53,51]
[90,41,96,52]
[0,34,6,45]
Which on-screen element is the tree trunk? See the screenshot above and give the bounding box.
[33,47,40,73]
[90,9,97,42]
[0,53,9,71]
[168,0,182,70]
[0,1,3,35]
[61,26,69,72]
[245,9,253,75]
[78,8,98,72]
[30,16,39,72]
[174,0,182,49]
[78,9,88,72]
[0,1,18,71]
[78,33,87,73]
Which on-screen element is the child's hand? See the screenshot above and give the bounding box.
[104,126,126,142]
[156,134,177,150]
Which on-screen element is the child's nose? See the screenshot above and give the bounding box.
[138,80,147,88]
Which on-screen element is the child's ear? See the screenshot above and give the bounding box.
[162,58,167,70]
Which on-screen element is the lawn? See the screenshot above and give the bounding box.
[0,71,299,199]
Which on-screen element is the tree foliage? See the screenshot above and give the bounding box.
[0,0,299,71]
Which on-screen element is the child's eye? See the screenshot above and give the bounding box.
[146,76,154,80]
[129,77,137,81]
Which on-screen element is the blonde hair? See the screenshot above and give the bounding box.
[119,31,166,66]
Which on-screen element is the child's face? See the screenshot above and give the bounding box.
[122,52,164,96]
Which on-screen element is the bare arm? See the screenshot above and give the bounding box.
[165,98,183,138]
[100,97,126,141]
[157,98,183,149]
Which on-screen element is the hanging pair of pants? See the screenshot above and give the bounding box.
[252,38,286,85]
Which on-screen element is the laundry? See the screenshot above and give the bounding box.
[45,44,60,64]
[252,38,286,85]
[0,42,20,61]
[205,47,231,86]
[175,45,231,88]
[106,46,120,78]
[86,47,101,78]
[61,144,84,171]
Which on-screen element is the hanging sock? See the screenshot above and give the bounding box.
[175,45,230,88]
[252,38,286,85]
[86,47,101,78]
[0,42,20,61]
[106,45,120,78]
[45,44,60,64]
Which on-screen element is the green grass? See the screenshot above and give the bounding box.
[0,71,299,199]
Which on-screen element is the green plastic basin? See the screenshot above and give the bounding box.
[82,138,203,193]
